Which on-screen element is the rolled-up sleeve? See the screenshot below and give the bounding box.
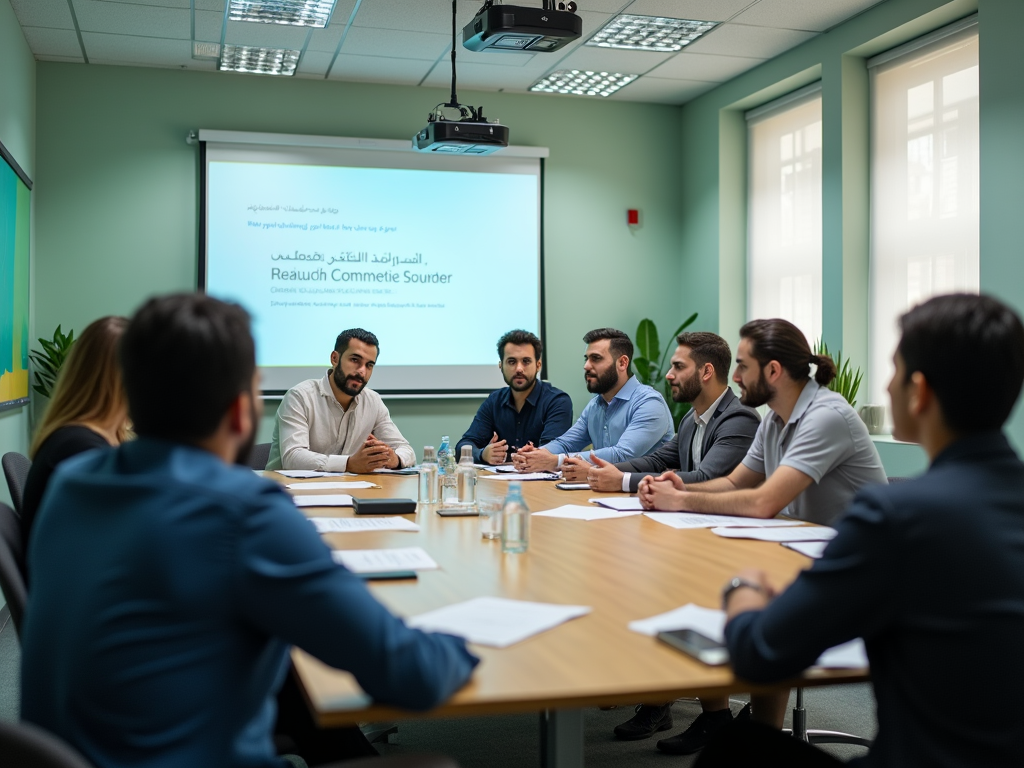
[372,401,417,468]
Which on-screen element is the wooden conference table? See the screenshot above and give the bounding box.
[274,470,868,767]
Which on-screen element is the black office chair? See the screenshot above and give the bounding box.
[0,720,94,768]
[249,442,272,471]
[3,451,31,518]
[0,501,27,638]
[784,687,872,748]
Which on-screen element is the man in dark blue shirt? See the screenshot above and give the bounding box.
[702,293,1024,768]
[21,294,478,768]
[456,329,572,464]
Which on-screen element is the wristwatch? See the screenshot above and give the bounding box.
[721,577,765,609]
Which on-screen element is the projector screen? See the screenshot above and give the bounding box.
[199,131,545,395]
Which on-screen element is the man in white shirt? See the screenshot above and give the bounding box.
[265,329,416,473]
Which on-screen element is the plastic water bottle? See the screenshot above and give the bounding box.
[438,436,458,505]
[418,445,439,505]
[501,481,529,554]
[456,444,477,509]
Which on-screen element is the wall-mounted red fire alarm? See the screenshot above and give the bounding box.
[627,209,640,226]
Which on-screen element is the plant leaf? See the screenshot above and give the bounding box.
[635,319,659,362]
[633,356,653,385]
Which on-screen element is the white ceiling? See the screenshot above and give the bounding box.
[10,0,887,105]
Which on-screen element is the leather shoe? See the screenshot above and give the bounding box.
[656,707,733,754]
[613,704,673,740]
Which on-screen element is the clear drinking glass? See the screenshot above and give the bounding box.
[419,446,439,504]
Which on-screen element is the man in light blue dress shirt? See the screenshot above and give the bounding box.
[513,328,673,476]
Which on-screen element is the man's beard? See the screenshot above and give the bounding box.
[739,368,774,408]
[672,370,703,403]
[235,397,260,467]
[585,365,619,395]
[333,366,365,397]
[505,370,537,392]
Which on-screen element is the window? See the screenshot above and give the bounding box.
[747,84,823,348]
[869,20,979,412]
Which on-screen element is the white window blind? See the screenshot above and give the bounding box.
[868,21,979,413]
[747,84,823,349]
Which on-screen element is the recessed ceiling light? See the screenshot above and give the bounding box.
[530,70,638,98]
[586,14,717,52]
[228,0,337,28]
[219,45,300,76]
[193,41,221,60]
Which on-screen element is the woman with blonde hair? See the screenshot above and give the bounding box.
[22,316,130,549]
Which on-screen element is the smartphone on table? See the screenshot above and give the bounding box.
[657,629,730,666]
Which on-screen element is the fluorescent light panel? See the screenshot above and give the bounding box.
[219,45,300,75]
[530,69,638,98]
[586,14,717,52]
[228,0,337,28]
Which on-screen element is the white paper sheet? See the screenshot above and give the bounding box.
[480,472,559,481]
[816,638,868,668]
[492,465,519,473]
[407,596,592,648]
[293,494,354,508]
[783,541,830,559]
[310,517,420,533]
[533,505,643,521]
[287,481,378,490]
[332,547,439,573]
[589,496,644,511]
[711,526,837,542]
[275,470,357,478]
[557,483,592,491]
[644,512,805,530]
[372,468,420,475]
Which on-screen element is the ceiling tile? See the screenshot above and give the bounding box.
[421,61,542,91]
[326,53,434,85]
[194,10,223,41]
[95,0,190,8]
[730,0,885,33]
[646,50,763,82]
[341,26,449,60]
[223,19,311,48]
[686,22,815,58]
[607,76,716,103]
[552,46,673,76]
[622,0,757,22]
[20,26,83,57]
[295,49,331,76]
[74,1,191,39]
[80,32,193,64]
[196,0,226,10]
[579,0,633,11]
[352,0,479,36]
[36,54,87,62]
[9,0,75,30]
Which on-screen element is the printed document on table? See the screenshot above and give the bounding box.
[783,540,830,559]
[293,494,354,508]
[644,512,804,530]
[286,481,378,490]
[310,517,420,533]
[480,472,559,481]
[276,470,357,478]
[407,596,592,648]
[533,504,643,521]
[589,496,644,511]
[332,547,439,573]
[711,526,837,542]
[816,638,868,668]
[492,465,519,473]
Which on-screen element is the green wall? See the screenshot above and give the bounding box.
[32,62,686,456]
[0,0,35,509]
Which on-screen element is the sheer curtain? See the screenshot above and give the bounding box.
[747,85,823,348]
[869,21,979,413]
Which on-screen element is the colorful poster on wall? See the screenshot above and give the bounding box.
[0,141,31,411]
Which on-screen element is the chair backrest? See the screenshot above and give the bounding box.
[2,452,31,518]
[248,442,272,471]
[0,501,27,638]
[0,720,95,768]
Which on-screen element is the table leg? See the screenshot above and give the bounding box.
[540,709,584,768]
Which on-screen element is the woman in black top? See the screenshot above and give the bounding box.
[22,316,130,551]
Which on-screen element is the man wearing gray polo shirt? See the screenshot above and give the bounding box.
[640,318,885,756]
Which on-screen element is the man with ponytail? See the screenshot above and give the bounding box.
[643,318,885,755]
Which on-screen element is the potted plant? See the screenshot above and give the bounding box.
[631,313,699,424]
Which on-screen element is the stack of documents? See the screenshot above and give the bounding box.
[293,494,354,508]
[287,481,378,490]
[407,596,592,648]
[310,517,420,533]
[783,541,830,559]
[276,470,356,478]
[481,472,559,481]
[711,526,837,542]
[644,512,804,530]
[332,547,439,572]
[533,505,643,521]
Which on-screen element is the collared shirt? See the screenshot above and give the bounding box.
[741,379,887,524]
[543,376,673,464]
[456,379,573,463]
[21,439,478,768]
[266,371,416,472]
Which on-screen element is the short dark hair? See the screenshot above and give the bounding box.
[121,293,255,443]
[335,328,379,356]
[898,293,1024,433]
[497,330,542,361]
[583,328,633,366]
[677,332,732,384]
[739,318,836,387]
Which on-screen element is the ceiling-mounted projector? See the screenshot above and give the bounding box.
[463,1,582,53]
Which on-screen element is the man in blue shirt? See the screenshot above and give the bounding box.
[21,293,478,768]
[513,328,673,477]
[456,330,573,464]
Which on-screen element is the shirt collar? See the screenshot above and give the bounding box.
[319,369,359,408]
[770,378,819,427]
[694,387,729,427]
[612,375,641,402]
[500,379,544,409]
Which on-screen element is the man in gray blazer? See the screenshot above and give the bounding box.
[586,332,760,496]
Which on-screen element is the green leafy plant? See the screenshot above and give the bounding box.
[814,339,863,408]
[29,325,75,399]
[632,313,699,425]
